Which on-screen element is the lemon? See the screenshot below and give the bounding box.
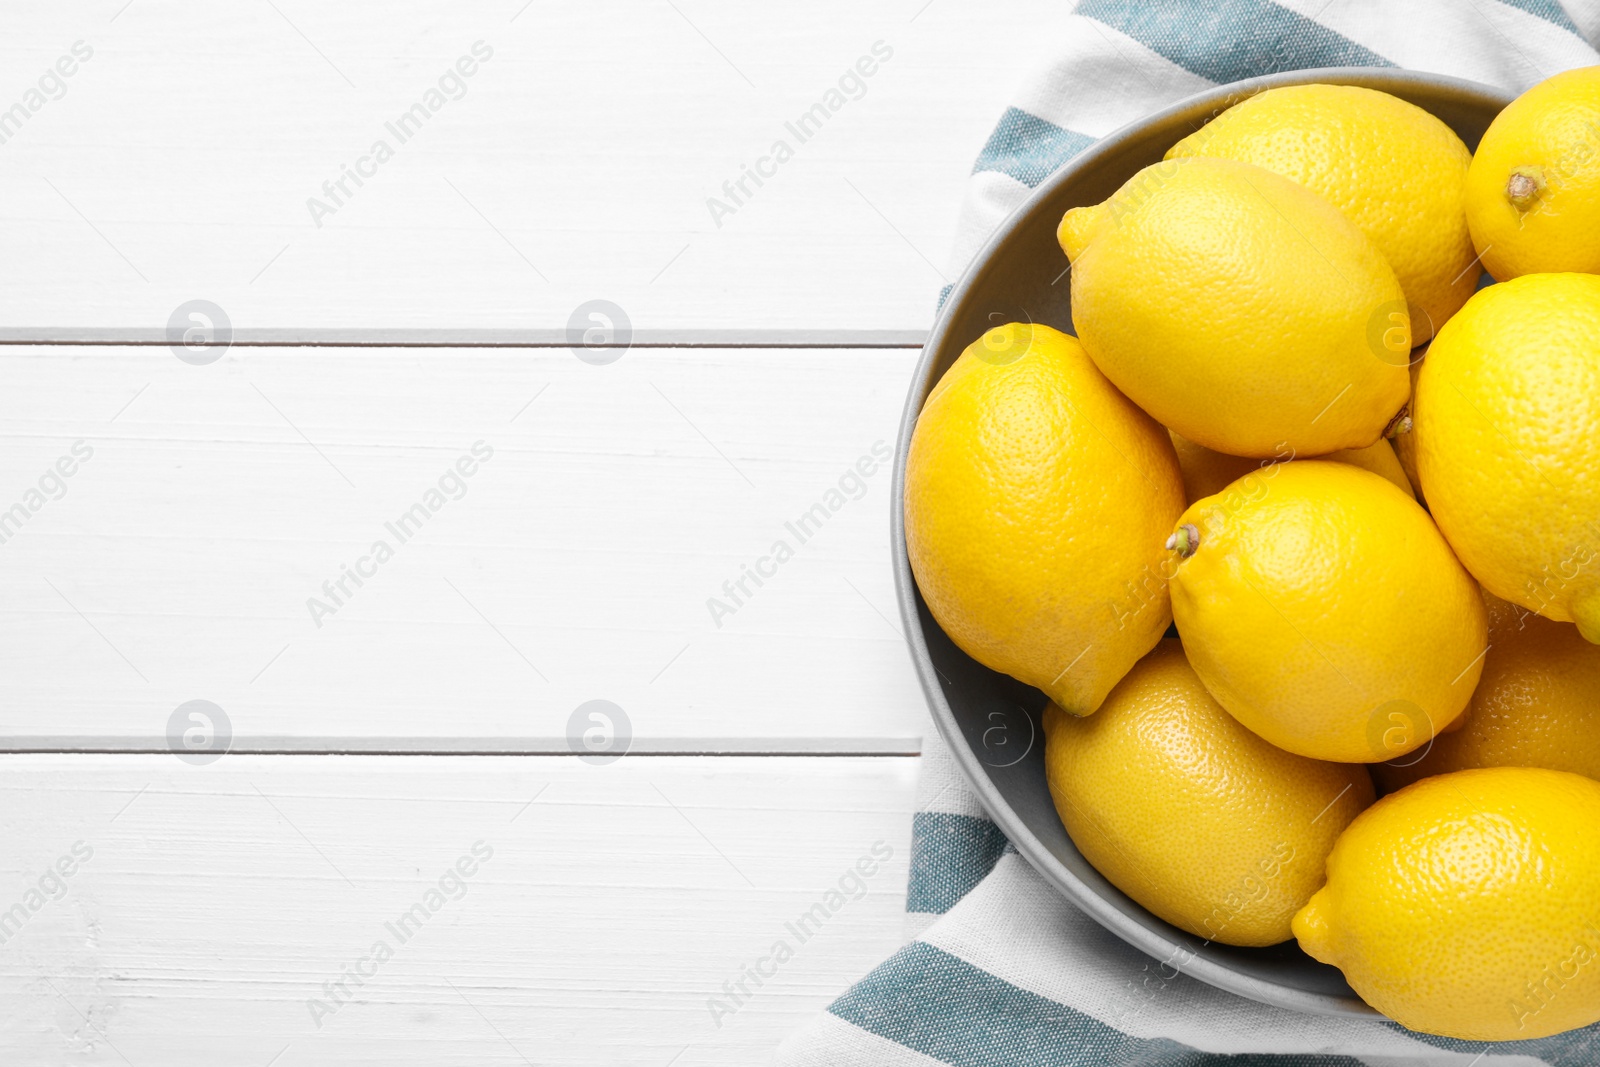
[1377,592,1600,792]
[1169,430,1412,505]
[1168,461,1486,763]
[1058,156,1409,458]
[1414,273,1600,641]
[1390,351,1426,504]
[1466,66,1600,280]
[1328,439,1412,497]
[1045,639,1373,947]
[904,323,1185,715]
[1295,767,1600,1040]
[1168,83,1476,342]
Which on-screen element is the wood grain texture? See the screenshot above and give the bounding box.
[0,344,927,751]
[0,754,917,1064]
[0,0,1077,338]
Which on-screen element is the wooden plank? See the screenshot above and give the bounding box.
[0,345,927,751]
[0,0,1078,339]
[0,754,916,1064]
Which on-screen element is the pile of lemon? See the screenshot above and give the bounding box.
[905,68,1600,1042]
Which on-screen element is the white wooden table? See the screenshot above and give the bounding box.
[0,1,1084,1062]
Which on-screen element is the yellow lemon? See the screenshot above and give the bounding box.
[1329,439,1412,496]
[1390,352,1426,504]
[1168,461,1486,763]
[1466,66,1600,280]
[1414,273,1600,641]
[1295,767,1600,1040]
[1045,639,1373,947]
[1377,592,1600,792]
[1168,83,1476,342]
[904,323,1185,715]
[1058,156,1409,458]
[1169,430,1412,505]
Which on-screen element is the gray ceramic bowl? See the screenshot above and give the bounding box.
[892,67,1513,1017]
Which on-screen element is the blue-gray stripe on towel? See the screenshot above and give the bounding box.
[829,940,1368,1066]
[907,812,1013,915]
[1496,0,1584,37]
[1077,0,1394,82]
[973,107,1098,188]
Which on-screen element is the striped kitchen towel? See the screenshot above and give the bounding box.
[777,3,1600,1065]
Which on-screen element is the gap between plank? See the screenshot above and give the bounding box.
[0,748,924,758]
[0,737,923,756]
[0,328,930,348]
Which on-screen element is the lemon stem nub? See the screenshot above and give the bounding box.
[1167,523,1200,559]
[1506,167,1545,211]
[1385,409,1413,438]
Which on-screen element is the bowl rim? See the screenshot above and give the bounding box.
[891,65,1515,1018]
